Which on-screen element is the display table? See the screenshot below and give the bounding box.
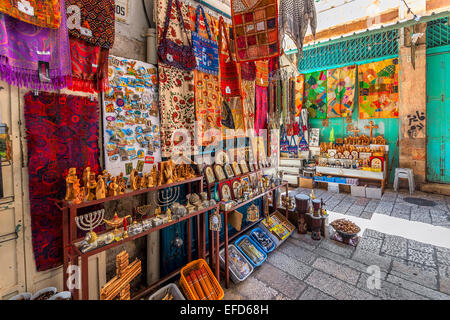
[315,166,387,191]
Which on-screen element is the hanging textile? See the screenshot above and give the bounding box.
[68,37,108,93]
[295,75,305,118]
[279,0,317,58]
[326,65,356,118]
[0,0,61,29]
[304,70,327,119]
[255,84,268,134]
[219,16,241,97]
[194,71,222,145]
[359,58,399,119]
[157,0,196,71]
[255,60,269,87]
[222,96,245,137]
[221,99,235,129]
[66,0,115,49]
[0,0,71,91]
[192,5,219,75]
[231,0,280,62]
[242,80,255,132]
[24,91,100,271]
[159,63,196,157]
[240,61,256,81]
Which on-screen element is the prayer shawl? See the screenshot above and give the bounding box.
[279,0,317,58]
[24,91,100,271]
[0,0,71,90]
[66,0,115,49]
[0,0,61,29]
[69,37,109,93]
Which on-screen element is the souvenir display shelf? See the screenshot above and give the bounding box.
[315,166,387,191]
[54,176,218,301]
[220,181,289,288]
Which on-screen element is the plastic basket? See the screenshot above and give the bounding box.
[148,283,185,300]
[249,227,276,253]
[262,211,295,246]
[258,222,282,247]
[219,245,254,284]
[179,259,224,300]
[234,235,267,267]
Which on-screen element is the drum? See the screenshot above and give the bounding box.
[295,194,310,214]
[312,199,321,211]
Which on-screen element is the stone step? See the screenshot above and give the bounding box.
[421,183,450,196]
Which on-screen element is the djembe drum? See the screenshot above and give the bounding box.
[295,194,309,234]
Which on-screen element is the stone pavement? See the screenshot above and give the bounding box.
[223,229,450,300]
[290,188,450,227]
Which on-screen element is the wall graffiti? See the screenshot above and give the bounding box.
[406,111,425,138]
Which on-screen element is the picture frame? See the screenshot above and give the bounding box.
[219,181,233,201]
[232,161,241,176]
[204,165,216,185]
[213,164,226,181]
[231,178,242,200]
[224,163,235,179]
[239,161,249,174]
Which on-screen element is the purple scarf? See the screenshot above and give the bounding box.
[0,0,71,90]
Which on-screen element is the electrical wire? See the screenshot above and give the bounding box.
[142,0,152,28]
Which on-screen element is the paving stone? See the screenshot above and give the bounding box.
[360,211,374,219]
[267,251,313,281]
[391,210,410,220]
[287,236,317,252]
[357,273,427,300]
[352,248,392,272]
[305,270,379,300]
[254,262,307,299]
[364,199,380,212]
[406,261,439,274]
[438,266,450,295]
[333,200,354,214]
[408,239,435,253]
[375,202,394,215]
[430,209,450,226]
[318,239,355,258]
[435,247,450,266]
[408,248,437,267]
[410,207,432,224]
[358,237,383,254]
[381,234,407,259]
[393,203,412,215]
[390,260,438,289]
[233,277,279,300]
[223,290,246,300]
[312,257,360,285]
[298,287,335,300]
[362,229,385,240]
[346,205,365,217]
[278,241,317,265]
[386,274,450,300]
[289,233,322,249]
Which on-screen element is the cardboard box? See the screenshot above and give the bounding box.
[366,187,382,199]
[328,182,340,193]
[351,185,366,197]
[299,176,314,189]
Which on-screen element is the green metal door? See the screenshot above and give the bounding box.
[426,51,450,183]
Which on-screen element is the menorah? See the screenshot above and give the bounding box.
[75,209,105,244]
[155,186,180,207]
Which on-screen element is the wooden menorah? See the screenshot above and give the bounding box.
[100,250,141,300]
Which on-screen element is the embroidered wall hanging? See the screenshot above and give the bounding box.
[103,55,161,176]
[219,16,241,97]
[66,0,115,49]
[358,58,399,119]
[159,63,196,157]
[327,65,356,118]
[24,92,100,271]
[194,71,222,146]
[242,80,256,132]
[231,0,280,62]
[0,0,61,29]
[0,0,71,91]
[304,70,327,119]
[240,61,256,81]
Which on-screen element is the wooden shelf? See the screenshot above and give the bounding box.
[73,204,218,257]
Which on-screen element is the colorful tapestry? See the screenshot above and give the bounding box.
[304,70,327,119]
[194,71,222,145]
[358,58,399,119]
[255,84,268,133]
[222,96,245,137]
[255,60,269,87]
[24,92,100,271]
[231,0,280,62]
[0,0,61,29]
[327,65,356,118]
[192,6,219,75]
[69,37,109,93]
[66,0,115,49]
[240,61,256,81]
[0,0,71,91]
[294,75,304,118]
[159,63,196,157]
[103,55,160,176]
[242,80,255,133]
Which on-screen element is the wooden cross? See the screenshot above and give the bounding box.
[364,121,379,141]
[100,250,141,300]
[347,125,360,138]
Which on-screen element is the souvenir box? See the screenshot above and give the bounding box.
[234,235,267,268]
[219,244,254,284]
[249,227,276,253]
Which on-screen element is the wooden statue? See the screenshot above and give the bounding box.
[82,167,91,187]
[102,170,111,184]
[117,173,126,194]
[109,177,119,197]
[96,175,106,199]
[86,172,97,201]
[100,250,141,300]
[73,184,86,205]
[161,160,174,184]
[156,168,162,186]
[65,168,79,201]
[149,166,157,187]
[130,169,140,190]
[141,173,149,189]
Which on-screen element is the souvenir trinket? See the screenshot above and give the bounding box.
[209,209,221,231]
[246,204,259,222]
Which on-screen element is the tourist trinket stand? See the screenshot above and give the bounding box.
[54,176,218,300]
